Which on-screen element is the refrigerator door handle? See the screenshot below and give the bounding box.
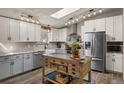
[91,35,93,56]
[94,34,96,56]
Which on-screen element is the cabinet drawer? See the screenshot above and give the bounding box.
[0,56,10,62]
[68,70,80,77]
[51,59,68,66]
[68,67,79,72]
[68,63,79,68]
[59,60,68,66]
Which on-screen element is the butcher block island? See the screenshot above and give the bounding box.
[42,53,91,84]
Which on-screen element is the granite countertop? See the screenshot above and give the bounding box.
[0,50,45,57]
[43,53,85,61]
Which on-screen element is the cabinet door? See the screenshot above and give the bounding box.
[84,20,94,32]
[114,15,122,41]
[24,53,33,72]
[114,54,123,72]
[62,28,67,42]
[106,17,114,41]
[12,55,23,75]
[48,31,52,42]
[20,21,28,41]
[81,26,85,41]
[0,61,11,80]
[94,18,105,32]
[52,30,56,41]
[106,53,113,71]
[0,17,10,42]
[10,19,20,42]
[58,29,61,42]
[27,23,35,41]
[35,25,41,41]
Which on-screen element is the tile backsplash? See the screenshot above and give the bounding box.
[0,42,45,53]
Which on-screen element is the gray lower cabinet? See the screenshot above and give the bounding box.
[0,53,34,80]
[24,53,33,72]
[12,54,24,75]
[0,56,11,80]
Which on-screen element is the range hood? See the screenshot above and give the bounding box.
[67,24,81,42]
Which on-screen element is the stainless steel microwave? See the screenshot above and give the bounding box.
[107,42,123,53]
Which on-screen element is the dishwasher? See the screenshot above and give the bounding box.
[33,51,44,69]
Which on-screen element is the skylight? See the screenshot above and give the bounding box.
[50,8,80,19]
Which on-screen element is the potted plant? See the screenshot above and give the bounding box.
[70,42,81,59]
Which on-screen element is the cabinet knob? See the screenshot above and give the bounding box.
[27,38,29,40]
[8,37,11,41]
[112,59,115,62]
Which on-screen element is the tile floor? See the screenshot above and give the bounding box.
[0,68,124,84]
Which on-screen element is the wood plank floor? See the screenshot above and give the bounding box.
[0,68,124,84]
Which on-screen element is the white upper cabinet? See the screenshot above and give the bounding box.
[0,17,10,42]
[106,16,114,41]
[113,15,122,41]
[61,28,67,42]
[35,25,41,41]
[84,18,105,32]
[48,31,52,42]
[106,15,122,41]
[19,21,28,42]
[84,20,94,32]
[9,19,20,42]
[27,23,35,41]
[81,26,85,41]
[94,18,105,32]
[49,28,67,42]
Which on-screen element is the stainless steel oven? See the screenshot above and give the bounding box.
[107,42,123,53]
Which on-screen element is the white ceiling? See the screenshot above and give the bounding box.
[0,8,121,28]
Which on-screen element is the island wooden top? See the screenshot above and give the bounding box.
[43,53,86,62]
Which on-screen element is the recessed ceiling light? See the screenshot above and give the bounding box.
[50,8,80,19]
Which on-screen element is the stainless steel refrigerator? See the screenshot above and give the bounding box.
[84,32,106,72]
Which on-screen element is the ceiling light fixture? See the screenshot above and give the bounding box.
[99,9,102,13]
[65,23,68,25]
[65,8,103,26]
[72,20,75,23]
[41,25,51,32]
[88,13,91,17]
[83,16,86,19]
[76,18,79,21]
[20,14,40,24]
[93,11,96,15]
[68,21,71,24]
